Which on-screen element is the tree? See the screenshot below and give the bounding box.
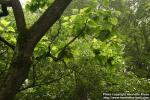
[111,0,150,78]
[0,0,72,100]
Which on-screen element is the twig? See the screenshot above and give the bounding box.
[0,36,15,50]
[47,19,88,61]
[35,19,88,62]
[50,20,62,45]
[19,71,72,92]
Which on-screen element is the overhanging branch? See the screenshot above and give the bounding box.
[47,20,88,61]
[28,0,72,48]
[36,20,88,62]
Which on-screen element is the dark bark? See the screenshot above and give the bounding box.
[28,0,72,48]
[0,0,72,100]
[0,53,33,100]
[11,0,26,32]
[0,33,34,100]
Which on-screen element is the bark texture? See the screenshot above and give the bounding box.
[0,0,72,100]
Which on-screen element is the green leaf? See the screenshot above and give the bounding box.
[110,17,118,25]
[80,7,91,13]
[72,9,79,14]
[0,26,3,31]
[63,16,69,21]
[7,27,15,32]
[1,20,10,27]
[103,0,109,7]
[51,46,58,52]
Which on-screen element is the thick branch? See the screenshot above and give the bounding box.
[0,36,15,50]
[11,0,26,33]
[28,0,72,47]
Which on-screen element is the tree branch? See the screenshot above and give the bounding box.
[47,20,88,61]
[0,36,15,50]
[19,78,61,92]
[36,20,88,62]
[28,0,72,48]
[19,71,72,92]
[50,20,62,45]
[11,0,26,33]
[0,0,26,32]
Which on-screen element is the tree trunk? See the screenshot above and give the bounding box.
[0,56,32,100]
[0,36,33,100]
